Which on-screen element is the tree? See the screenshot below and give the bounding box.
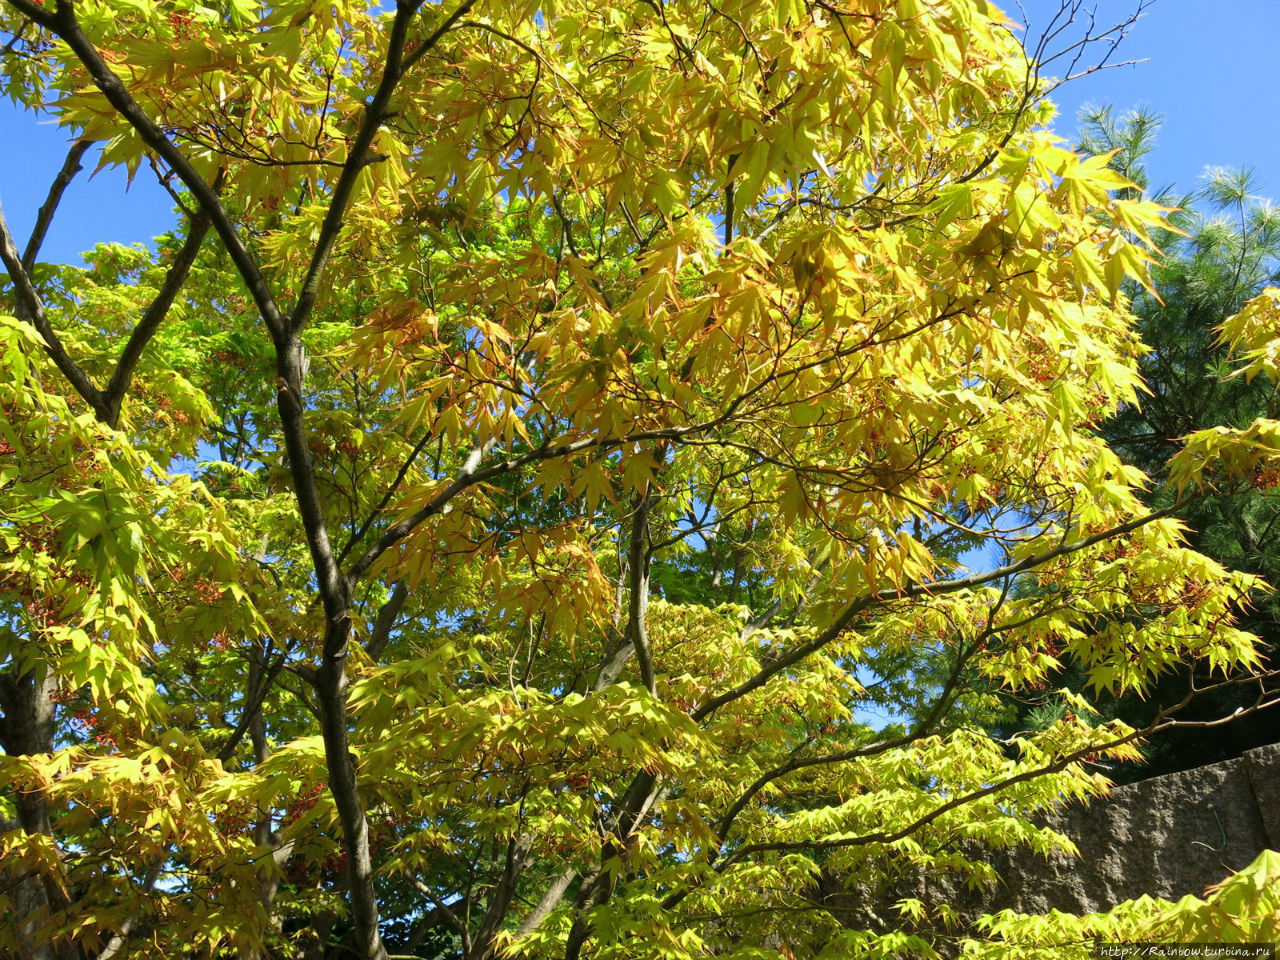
[997,106,1280,780]
[0,1,1276,958]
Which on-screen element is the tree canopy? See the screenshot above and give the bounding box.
[0,0,1278,958]
[993,105,1280,780]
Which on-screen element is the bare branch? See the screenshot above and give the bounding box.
[22,138,92,271]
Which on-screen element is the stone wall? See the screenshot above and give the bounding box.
[815,742,1280,934]
[983,740,1280,916]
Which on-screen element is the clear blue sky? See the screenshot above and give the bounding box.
[0,101,177,265]
[1018,0,1280,200]
[1,0,1276,264]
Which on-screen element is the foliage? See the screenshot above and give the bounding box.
[1000,106,1280,779]
[0,1,1277,959]
[962,848,1280,958]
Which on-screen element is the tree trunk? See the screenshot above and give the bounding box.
[0,662,75,960]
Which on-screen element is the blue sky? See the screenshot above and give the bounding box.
[0,101,178,265]
[1018,0,1280,200]
[0,0,1276,264]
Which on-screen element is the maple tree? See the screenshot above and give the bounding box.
[994,107,1280,779]
[0,0,1278,958]
[1079,110,1280,776]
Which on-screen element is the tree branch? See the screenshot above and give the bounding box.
[648,669,1280,920]
[713,610,992,843]
[625,489,656,696]
[40,0,288,341]
[99,210,211,425]
[516,867,575,938]
[216,650,287,764]
[0,195,109,418]
[718,671,1280,866]
[400,0,480,74]
[0,196,212,427]
[690,498,1193,723]
[365,582,408,661]
[96,856,165,960]
[287,0,427,337]
[337,430,434,567]
[22,138,92,271]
